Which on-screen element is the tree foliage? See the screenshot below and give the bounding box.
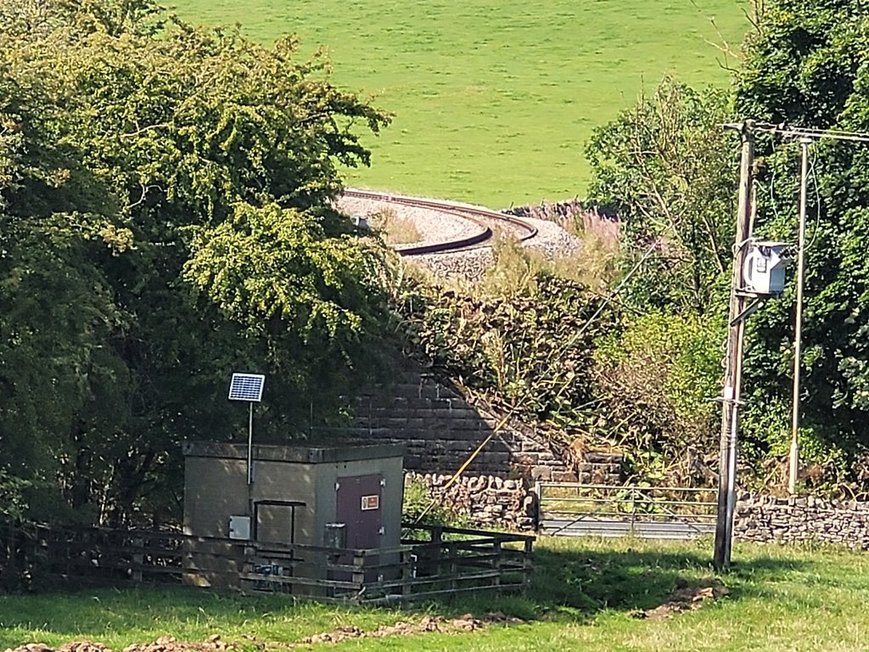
[593,312,723,472]
[582,80,735,482]
[0,0,391,523]
[736,0,869,484]
[586,79,737,314]
[584,0,869,490]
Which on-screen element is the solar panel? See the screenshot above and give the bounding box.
[228,373,265,402]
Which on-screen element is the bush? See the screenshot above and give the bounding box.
[402,476,467,528]
[593,311,724,482]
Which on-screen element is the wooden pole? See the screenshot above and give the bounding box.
[714,121,755,573]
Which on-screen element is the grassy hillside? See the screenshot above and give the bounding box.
[3,537,868,651]
[170,1,749,207]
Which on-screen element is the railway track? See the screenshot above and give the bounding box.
[342,188,538,256]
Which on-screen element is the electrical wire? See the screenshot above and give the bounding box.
[804,151,822,252]
[755,123,869,144]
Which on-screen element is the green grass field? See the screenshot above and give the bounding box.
[3,537,868,652]
[169,0,749,207]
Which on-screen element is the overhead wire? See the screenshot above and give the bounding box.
[804,151,822,252]
[754,123,869,143]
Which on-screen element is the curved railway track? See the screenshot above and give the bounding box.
[343,188,538,256]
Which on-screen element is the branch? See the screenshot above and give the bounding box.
[125,183,163,211]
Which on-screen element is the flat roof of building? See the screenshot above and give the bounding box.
[182,440,405,464]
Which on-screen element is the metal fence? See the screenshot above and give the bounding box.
[535,482,717,540]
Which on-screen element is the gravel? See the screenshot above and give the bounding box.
[335,193,584,283]
[334,196,484,247]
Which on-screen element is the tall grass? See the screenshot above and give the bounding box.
[475,229,620,299]
[368,207,422,245]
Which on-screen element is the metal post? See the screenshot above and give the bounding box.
[714,121,755,573]
[247,401,254,485]
[789,138,812,494]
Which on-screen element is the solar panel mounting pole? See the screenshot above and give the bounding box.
[247,401,254,485]
[228,373,266,487]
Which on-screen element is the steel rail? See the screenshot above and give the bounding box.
[343,188,538,256]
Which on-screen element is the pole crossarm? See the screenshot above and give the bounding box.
[753,123,869,143]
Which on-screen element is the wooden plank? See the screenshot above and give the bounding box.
[238,573,362,591]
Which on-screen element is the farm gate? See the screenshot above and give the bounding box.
[535,482,717,540]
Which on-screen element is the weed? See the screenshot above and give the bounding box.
[368,208,422,245]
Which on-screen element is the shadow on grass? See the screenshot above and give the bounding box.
[0,540,814,647]
[450,538,813,623]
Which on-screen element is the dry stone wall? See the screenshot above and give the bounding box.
[406,472,536,531]
[734,493,869,549]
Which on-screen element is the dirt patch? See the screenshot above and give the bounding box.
[5,636,235,652]
[123,636,235,652]
[3,616,523,652]
[291,612,523,646]
[631,579,729,620]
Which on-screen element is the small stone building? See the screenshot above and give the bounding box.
[182,441,404,589]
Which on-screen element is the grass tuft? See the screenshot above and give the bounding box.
[368,207,422,245]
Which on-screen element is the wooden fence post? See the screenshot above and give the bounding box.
[492,539,502,592]
[351,551,365,602]
[401,550,412,599]
[523,538,533,589]
[131,536,144,583]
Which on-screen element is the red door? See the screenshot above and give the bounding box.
[336,474,383,549]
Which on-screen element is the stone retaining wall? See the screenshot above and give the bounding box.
[350,369,605,482]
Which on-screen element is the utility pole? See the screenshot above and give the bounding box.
[714,121,756,573]
[788,138,812,494]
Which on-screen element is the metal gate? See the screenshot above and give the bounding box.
[535,483,717,540]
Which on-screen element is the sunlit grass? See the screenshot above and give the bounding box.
[368,208,423,245]
[169,0,749,207]
[3,537,868,651]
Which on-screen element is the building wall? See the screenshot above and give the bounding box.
[251,460,318,546]
[183,456,249,539]
[184,444,404,550]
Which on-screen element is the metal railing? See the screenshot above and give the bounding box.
[535,482,717,540]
